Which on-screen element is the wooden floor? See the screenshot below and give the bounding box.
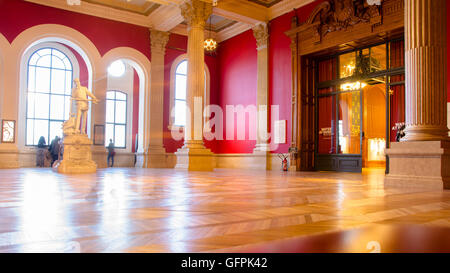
[0,167,449,253]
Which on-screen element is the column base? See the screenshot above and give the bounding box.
[251,148,272,170]
[385,140,450,190]
[55,134,97,174]
[147,146,171,168]
[175,146,214,171]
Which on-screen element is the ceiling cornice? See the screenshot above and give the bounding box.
[24,0,315,43]
[26,0,152,27]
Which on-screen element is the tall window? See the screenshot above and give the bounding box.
[26,48,73,145]
[172,60,209,127]
[105,91,127,148]
[174,60,187,126]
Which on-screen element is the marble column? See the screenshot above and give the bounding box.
[146,29,170,168]
[385,0,449,190]
[175,0,214,171]
[252,23,271,170]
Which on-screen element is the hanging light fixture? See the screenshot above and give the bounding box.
[204,16,217,52]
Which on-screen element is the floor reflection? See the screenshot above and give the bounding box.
[0,168,448,253]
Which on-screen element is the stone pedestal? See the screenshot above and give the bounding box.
[55,134,97,174]
[175,145,214,171]
[385,141,450,190]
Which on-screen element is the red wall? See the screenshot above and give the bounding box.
[162,33,219,153]
[216,30,257,153]
[215,1,324,154]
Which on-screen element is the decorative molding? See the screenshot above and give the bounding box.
[252,23,269,50]
[216,22,251,42]
[170,24,218,39]
[180,0,213,28]
[26,0,323,43]
[149,4,184,31]
[25,0,151,27]
[269,0,314,20]
[150,30,170,54]
[310,0,383,41]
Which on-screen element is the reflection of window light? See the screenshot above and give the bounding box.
[341,81,367,91]
[368,138,386,161]
[108,60,125,77]
[338,120,348,153]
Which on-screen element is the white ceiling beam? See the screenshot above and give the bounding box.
[149,4,184,31]
[213,0,267,26]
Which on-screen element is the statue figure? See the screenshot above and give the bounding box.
[62,113,77,136]
[72,78,99,134]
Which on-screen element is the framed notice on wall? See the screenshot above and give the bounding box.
[1,120,15,143]
[93,124,105,146]
[274,120,287,144]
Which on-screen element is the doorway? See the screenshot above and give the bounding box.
[315,40,404,172]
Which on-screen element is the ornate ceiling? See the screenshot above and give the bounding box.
[26,0,313,42]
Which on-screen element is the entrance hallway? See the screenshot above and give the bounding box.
[0,168,449,253]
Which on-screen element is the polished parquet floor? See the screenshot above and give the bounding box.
[0,167,449,253]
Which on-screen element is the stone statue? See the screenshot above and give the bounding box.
[57,78,98,174]
[72,78,99,134]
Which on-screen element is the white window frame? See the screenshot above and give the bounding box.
[18,42,80,151]
[169,54,210,131]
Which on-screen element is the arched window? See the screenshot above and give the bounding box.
[26,48,73,145]
[174,60,187,126]
[105,90,127,148]
[170,57,210,128]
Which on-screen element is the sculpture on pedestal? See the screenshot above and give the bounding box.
[55,78,98,174]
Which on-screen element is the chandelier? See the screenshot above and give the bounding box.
[204,38,217,52]
[204,16,217,52]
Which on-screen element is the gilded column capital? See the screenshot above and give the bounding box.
[252,23,269,50]
[150,29,170,54]
[180,0,212,28]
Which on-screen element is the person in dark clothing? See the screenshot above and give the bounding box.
[107,139,115,167]
[48,136,60,166]
[36,136,47,167]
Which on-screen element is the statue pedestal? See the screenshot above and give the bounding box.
[54,134,97,174]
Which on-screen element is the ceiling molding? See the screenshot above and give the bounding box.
[170,24,218,40]
[213,0,267,26]
[26,0,151,27]
[268,0,315,20]
[149,4,184,31]
[216,21,251,43]
[24,0,315,43]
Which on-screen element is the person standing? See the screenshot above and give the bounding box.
[36,136,47,167]
[48,136,60,166]
[107,139,115,167]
